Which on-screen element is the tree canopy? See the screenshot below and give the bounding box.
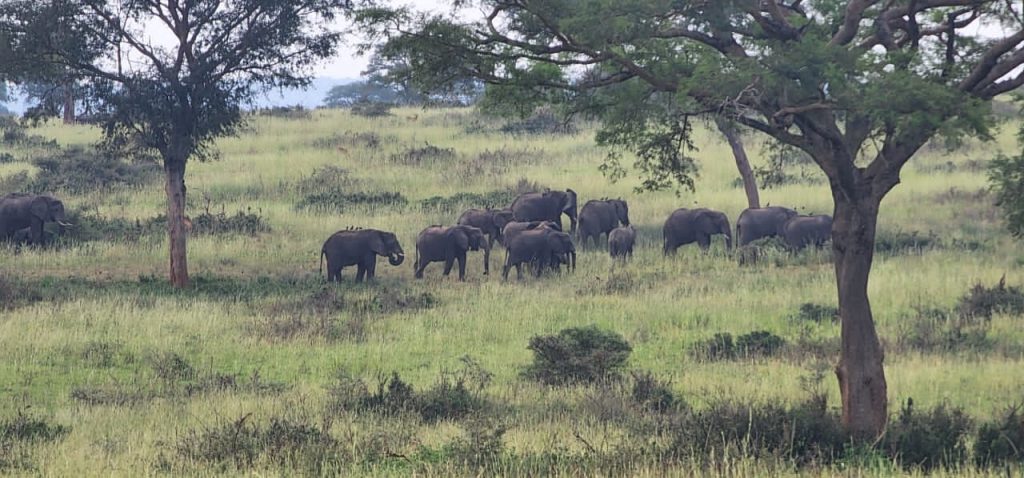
[0,0,351,287]
[356,0,1024,438]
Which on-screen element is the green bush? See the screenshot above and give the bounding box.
[957,276,1024,319]
[523,326,632,386]
[883,399,972,471]
[389,142,457,165]
[419,190,518,213]
[690,330,786,361]
[29,145,161,193]
[790,303,839,323]
[295,190,407,213]
[349,101,392,117]
[974,406,1024,467]
[989,152,1024,237]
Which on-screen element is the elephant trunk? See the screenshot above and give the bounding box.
[725,233,733,250]
[388,252,405,266]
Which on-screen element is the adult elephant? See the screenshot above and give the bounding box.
[0,193,71,245]
[320,228,405,282]
[503,228,575,281]
[457,207,513,274]
[511,189,578,235]
[662,208,732,254]
[414,225,487,281]
[782,215,833,250]
[577,198,629,248]
[735,206,798,246]
[500,220,560,246]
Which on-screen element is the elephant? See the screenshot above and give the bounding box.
[510,189,578,235]
[662,208,732,254]
[500,220,560,246]
[0,193,71,245]
[577,198,629,248]
[781,214,833,250]
[320,228,405,282]
[502,228,576,281]
[456,207,513,274]
[609,224,636,260]
[414,225,487,281]
[735,206,798,246]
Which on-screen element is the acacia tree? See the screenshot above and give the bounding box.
[357,1,1024,437]
[1,0,350,287]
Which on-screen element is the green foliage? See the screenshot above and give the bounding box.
[883,400,972,471]
[990,152,1024,237]
[974,406,1024,467]
[254,105,311,120]
[295,191,408,213]
[790,303,839,323]
[349,101,393,117]
[691,330,786,361]
[26,145,161,193]
[523,326,632,386]
[957,276,1024,319]
[322,80,421,108]
[0,410,69,471]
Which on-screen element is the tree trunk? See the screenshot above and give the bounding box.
[61,81,75,124]
[715,118,760,209]
[831,194,887,439]
[164,161,189,288]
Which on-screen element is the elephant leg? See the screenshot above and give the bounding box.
[366,257,377,280]
[483,237,493,275]
[31,218,44,245]
[414,256,428,279]
[516,263,524,281]
[697,235,711,252]
[442,254,455,276]
[355,264,366,282]
[457,253,467,281]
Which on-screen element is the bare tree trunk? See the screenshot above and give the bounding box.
[715,118,760,209]
[61,81,75,124]
[832,194,887,439]
[164,161,189,288]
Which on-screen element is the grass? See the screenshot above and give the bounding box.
[0,107,1022,475]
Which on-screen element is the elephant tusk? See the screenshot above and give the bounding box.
[57,221,74,228]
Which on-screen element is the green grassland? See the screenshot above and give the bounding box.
[0,107,1022,476]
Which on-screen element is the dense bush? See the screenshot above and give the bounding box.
[295,190,407,213]
[790,303,839,323]
[190,209,271,236]
[310,131,389,150]
[389,142,457,165]
[28,146,161,193]
[989,152,1024,237]
[690,330,786,361]
[0,410,70,471]
[974,405,1024,467]
[957,276,1024,319]
[499,107,577,135]
[874,230,939,254]
[419,190,518,213]
[254,105,311,120]
[349,101,392,117]
[294,166,360,196]
[897,306,993,354]
[523,326,632,385]
[882,399,972,471]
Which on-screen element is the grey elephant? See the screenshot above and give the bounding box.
[457,207,513,274]
[501,220,560,246]
[511,189,578,235]
[736,206,798,246]
[782,214,832,250]
[662,208,732,254]
[0,193,71,245]
[503,228,576,280]
[578,198,629,248]
[320,228,405,282]
[609,224,636,260]
[414,225,487,281]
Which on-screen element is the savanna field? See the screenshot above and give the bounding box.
[1,107,1022,476]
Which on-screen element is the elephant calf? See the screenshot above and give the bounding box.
[414,225,486,281]
[320,228,405,282]
[782,215,832,250]
[608,225,636,260]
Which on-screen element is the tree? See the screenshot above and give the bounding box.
[357,1,1024,437]
[990,107,1024,237]
[1,0,350,287]
[322,79,423,107]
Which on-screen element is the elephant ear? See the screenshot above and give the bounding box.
[449,227,469,250]
[29,196,48,219]
[368,232,388,255]
[563,189,578,212]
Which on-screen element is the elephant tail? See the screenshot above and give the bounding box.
[319,249,326,278]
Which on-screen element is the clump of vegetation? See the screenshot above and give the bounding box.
[294,166,360,195]
[629,370,679,413]
[790,303,839,323]
[310,131,390,150]
[349,101,392,117]
[61,209,165,243]
[174,414,342,473]
[973,405,1024,467]
[882,399,973,471]
[327,358,492,423]
[523,326,632,386]
[989,152,1024,237]
[28,145,161,193]
[389,142,457,165]
[441,147,543,183]
[874,230,939,255]
[295,190,407,213]
[255,105,311,120]
[419,190,518,213]
[957,276,1024,319]
[897,306,993,354]
[439,417,508,468]
[189,208,271,236]
[690,330,786,361]
[0,410,69,471]
[0,276,43,311]
[0,116,59,150]
[500,107,576,135]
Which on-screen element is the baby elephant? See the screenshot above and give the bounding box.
[320,228,405,282]
[781,215,832,250]
[608,224,636,260]
[414,225,487,281]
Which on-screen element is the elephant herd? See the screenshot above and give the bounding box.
[1,190,832,284]
[317,188,833,283]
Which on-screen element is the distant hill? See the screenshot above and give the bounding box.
[0,77,359,115]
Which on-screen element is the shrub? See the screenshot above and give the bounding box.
[883,399,972,471]
[295,190,407,213]
[630,371,678,413]
[897,306,993,354]
[691,330,786,361]
[255,105,311,120]
[150,351,197,383]
[189,209,271,236]
[389,142,457,165]
[500,107,577,135]
[326,365,490,423]
[0,410,70,471]
[957,276,1024,319]
[523,326,632,386]
[61,209,165,243]
[440,418,508,468]
[310,131,389,150]
[0,276,43,311]
[419,190,518,213]
[349,101,392,117]
[29,145,161,193]
[294,166,360,196]
[974,405,1024,467]
[790,303,839,323]
[874,230,939,255]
